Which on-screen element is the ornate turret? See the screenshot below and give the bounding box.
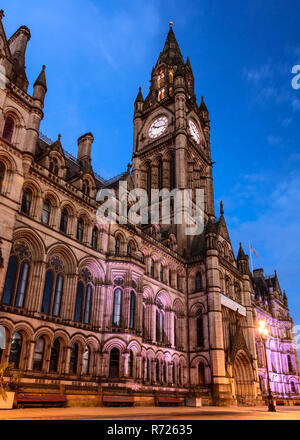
[33,65,47,103]
[8,25,31,91]
[237,243,250,274]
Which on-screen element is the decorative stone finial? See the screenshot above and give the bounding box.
[58,134,61,141]
[220,200,224,216]
[169,21,173,28]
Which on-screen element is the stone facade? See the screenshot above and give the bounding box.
[0,14,299,406]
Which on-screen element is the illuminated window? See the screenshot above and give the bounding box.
[33,337,45,371]
[8,332,22,368]
[82,347,90,375]
[113,288,122,327]
[158,88,165,101]
[157,70,165,88]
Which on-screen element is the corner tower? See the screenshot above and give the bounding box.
[131,23,215,255]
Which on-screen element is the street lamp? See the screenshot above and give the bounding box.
[258,320,276,412]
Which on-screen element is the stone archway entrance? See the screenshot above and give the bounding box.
[233,350,255,405]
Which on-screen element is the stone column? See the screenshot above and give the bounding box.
[27,340,36,371]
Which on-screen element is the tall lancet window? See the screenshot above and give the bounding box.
[170,152,175,190]
[2,116,14,143]
[158,157,163,190]
[113,288,122,327]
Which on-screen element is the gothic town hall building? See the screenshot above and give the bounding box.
[0,13,299,407]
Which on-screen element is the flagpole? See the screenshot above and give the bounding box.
[249,240,253,274]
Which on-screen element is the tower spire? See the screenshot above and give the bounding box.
[156,23,184,67]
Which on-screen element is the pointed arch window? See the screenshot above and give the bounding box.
[109,348,119,377]
[70,343,79,374]
[147,357,150,382]
[60,209,68,233]
[198,362,205,385]
[82,347,90,375]
[91,226,98,249]
[169,268,172,286]
[115,237,120,255]
[160,265,164,282]
[127,243,132,256]
[170,152,175,190]
[82,179,90,196]
[156,359,160,382]
[33,337,45,371]
[2,253,30,308]
[156,303,165,343]
[195,272,202,292]
[76,218,84,242]
[163,361,167,383]
[21,188,32,215]
[128,350,134,377]
[147,163,151,200]
[113,288,122,327]
[150,259,155,278]
[50,339,60,372]
[174,315,178,347]
[49,157,59,175]
[2,116,14,143]
[129,290,135,329]
[52,274,64,316]
[42,199,51,225]
[0,162,5,193]
[196,312,204,347]
[74,280,93,324]
[8,332,22,368]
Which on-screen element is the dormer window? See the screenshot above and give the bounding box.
[82,179,90,196]
[49,157,59,175]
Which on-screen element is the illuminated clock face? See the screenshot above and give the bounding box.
[148,116,168,139]
[189,120,200,144]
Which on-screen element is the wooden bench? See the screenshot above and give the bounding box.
[102,395,134,407]
[17,393,67,408]
[156,397,182,406]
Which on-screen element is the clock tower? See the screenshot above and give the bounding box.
[131,23,215,255]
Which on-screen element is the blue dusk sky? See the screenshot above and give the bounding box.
[2,1,300,336]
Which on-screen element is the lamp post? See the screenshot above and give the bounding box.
[258,320,276,412]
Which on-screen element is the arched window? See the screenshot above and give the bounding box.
[160,265,163,282]
[52,274,64,316]
[82,179,90,196]
[8,332,22,368]
[127,243,132,256]
[195,272,202,291]
[50,339,60,372]
[146,163,151,200]
[178,364,182,385]
[84,285,92,324]
[82,347,90,375]
[0,162,5,193]
[76,218,84,242]
[49,157,59,175]
[158,157,163,190]
[2,255,18,304]
[163,361,167,383]
[129,291,135,329]
[15,261,30,307]
[174,315,178,347]
[42,199,51,225]
[21,188,32,215]
[291,382,296,394]
[2,116,14,142]
[170,152,175,190]
[128,350,134,377]
[113,288,122,327]
[198,362,205,385]
[60,209,68,233]
[33,337,45,371]
[142,304,146,339]
[197,313,204,347]
[115,237,120,255]
[150,259,155,278]
[74,281,84,322]
[91,226,98,249]
[156,302,165,343]
[41,270,54,314]
[146,358,150,382]
[288,355,293,373]
[156,360,160,382]
[70,343,79,374]
[109,348,119,377]
[169,269,172,286]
